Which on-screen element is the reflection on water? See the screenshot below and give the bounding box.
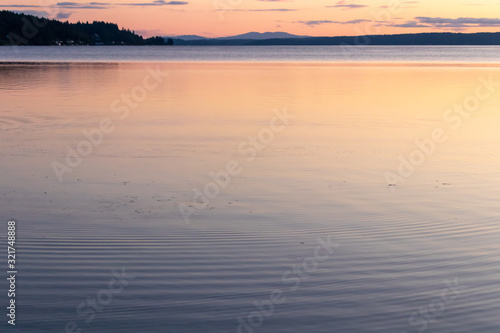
[1,62,500,332]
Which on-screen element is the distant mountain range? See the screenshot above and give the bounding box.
[170,31,500,46]
[217,32,306,40]
[173,32,306,41]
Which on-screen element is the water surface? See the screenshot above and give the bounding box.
[1,45,500,63]
[0,50,500,332]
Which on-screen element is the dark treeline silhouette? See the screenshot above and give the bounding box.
[173,32,500,46]
[0,10,172,46]
[146,36,174,45]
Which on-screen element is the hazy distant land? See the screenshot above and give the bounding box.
[173,31,500,46]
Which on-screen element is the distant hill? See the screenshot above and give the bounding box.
[0,10,169,46]
[172,35,207,41]
[171,31,306,42]
[170,32,304,41]
[218,32,305,40]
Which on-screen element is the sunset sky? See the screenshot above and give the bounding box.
[2,0,500,38]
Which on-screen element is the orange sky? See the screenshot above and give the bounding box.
[2,0,500,37]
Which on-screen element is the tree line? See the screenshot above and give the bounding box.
[0,10,173,46]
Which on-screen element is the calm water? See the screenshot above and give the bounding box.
[0,45,500,62]
[1,47,500,332]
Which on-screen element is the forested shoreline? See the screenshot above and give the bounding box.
[0,10,172,46]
